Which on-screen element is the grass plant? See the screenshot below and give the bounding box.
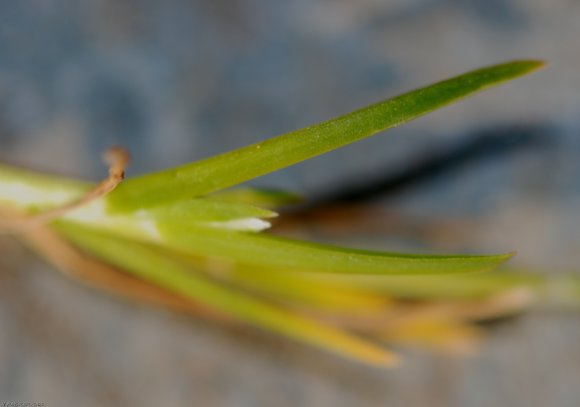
[3,60,575,367]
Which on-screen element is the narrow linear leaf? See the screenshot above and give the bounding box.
[57,222,399,367]
[131,222,512,275]
[164,224,513,275]
[107,60,544,212]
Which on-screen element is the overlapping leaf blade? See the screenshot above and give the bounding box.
[107,60,544,212]
[155,223,512,275]
[58,222,399,367]
[60,215,513,275]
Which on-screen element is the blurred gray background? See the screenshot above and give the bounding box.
[1,1,580,406]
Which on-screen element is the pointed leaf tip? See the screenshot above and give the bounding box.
[476,60,546,82]
[503,59,546,72]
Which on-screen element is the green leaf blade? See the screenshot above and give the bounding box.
[107,60,544,212]
[58,222,399,367]
[152,223,513,275]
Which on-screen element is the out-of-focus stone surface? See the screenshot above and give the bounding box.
[1,1,580,406]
